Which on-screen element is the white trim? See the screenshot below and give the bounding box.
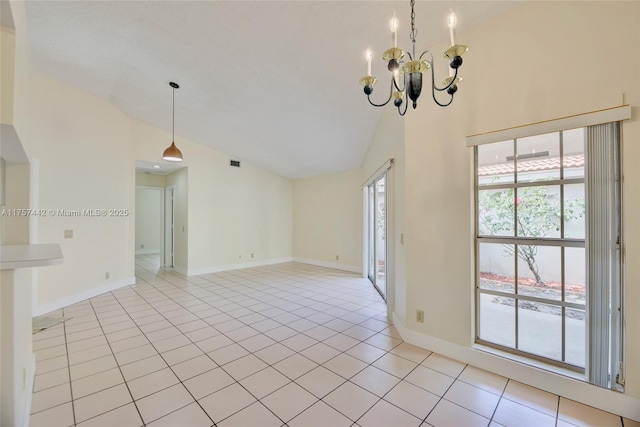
[361,188,368,278]
[164,185,176,268]
[361,159,393,188]
[134,249,161,255]
[173,265,188,276]
[466,105,631,147]
[20,353,36,427]
[186,257,295,276]
[33,277,136,317]
[292,257,361,274]
[392,313,640,421]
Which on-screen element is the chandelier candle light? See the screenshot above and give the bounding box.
[360,1,468,116]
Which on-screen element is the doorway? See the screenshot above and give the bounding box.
[135,186,164,267]
[367,173,387,299]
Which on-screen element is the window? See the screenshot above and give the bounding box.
[470,106,629,389]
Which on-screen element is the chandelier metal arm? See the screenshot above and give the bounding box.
[367,79,395,107]
[397,97,409,116]
[430,67,455,107]
[392,66,407,93]
[417,50,457,93]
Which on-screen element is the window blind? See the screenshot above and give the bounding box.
[585,122,624,389]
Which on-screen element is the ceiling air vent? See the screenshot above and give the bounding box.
[230,160,241,168]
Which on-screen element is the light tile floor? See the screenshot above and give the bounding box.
[29,255,632,427]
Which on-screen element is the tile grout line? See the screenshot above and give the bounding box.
[487,374,510,424]
[61,308,77,425]
[132,261,394,425]
[41,264,390,425]
[40,259,576,427]
[79,296,147,426]
[128,273,291,426]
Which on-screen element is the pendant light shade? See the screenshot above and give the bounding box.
[163,141,183,161]
[163,82,184,162]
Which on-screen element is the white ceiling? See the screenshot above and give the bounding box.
[24,1,523,179]
[135,160,185,176]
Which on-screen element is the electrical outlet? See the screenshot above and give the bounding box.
[64,230,73,239]
[416,310,424,323]
[251,253,254,258]
[336,255,339,261]
[141,244,144,249]
[105,272,110,280]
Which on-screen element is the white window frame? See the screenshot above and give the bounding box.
[468,105,630,388]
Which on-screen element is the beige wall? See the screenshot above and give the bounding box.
[1,27,15,126]
[26,73,292,309]
[398,0,639,417]
[130,120,293,275]
[30,74,134,310]
[134,187,162,254]
[292,168,363,272]
[7,2,33,158]
[1,163,30,245]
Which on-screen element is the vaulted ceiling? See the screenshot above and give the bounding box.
[25,1,523,178]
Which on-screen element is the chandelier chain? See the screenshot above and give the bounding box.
[409,0,417,57]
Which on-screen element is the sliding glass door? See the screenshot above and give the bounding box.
[367,174,387,299]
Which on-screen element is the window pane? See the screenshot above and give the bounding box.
[565,308,585,367]
[564,183,585,239]
[517,245,561,301]
[516,186,561,238]
[368,185,375,280]
[375,176,386,297]
[479,293,515,347]
[516,132,560,182]
[479,243,515,293]
[563,128,585,179]
[518,301,562,360]
[565,247,585,306]
[478,140,514,185]
[478,188,514,236]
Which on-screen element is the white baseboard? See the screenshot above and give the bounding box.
[292,257,361,274]
[134,249,160,255]
[20,353,36,427]
[33,277,136,317]
[392,313,640,422]
[186,257,294,276]
[173,265,188,276]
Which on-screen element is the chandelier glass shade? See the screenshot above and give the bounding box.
[360,0,468,116]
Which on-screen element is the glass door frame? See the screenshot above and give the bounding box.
[367,173,387,300]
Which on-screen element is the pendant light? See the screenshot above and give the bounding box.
[163,82,184,161]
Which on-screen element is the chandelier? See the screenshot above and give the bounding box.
[359,0,468,116]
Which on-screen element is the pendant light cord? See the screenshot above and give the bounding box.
[172,86,175,141]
